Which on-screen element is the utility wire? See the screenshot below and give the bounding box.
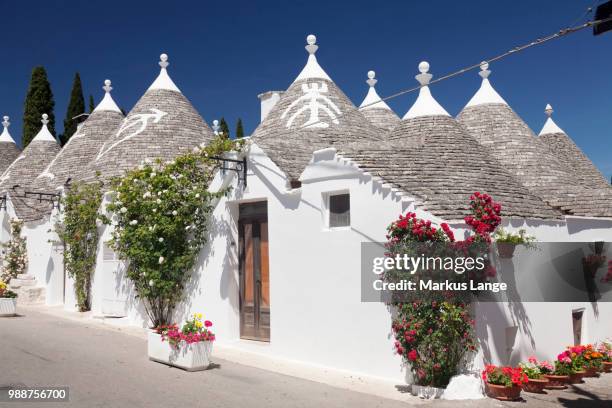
[361,15,612,111]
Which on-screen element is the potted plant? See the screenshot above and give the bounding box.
[148,313,215,371]
[581,344,604,377]
[0,279,18,317]
[518,357,549,393]
[493,228,535,259]
[544,353,572,389]
[597,340,612,373]
[562,345,587,384]
[481,365,527,401]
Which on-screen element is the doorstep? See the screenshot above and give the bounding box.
[19,305,419,403]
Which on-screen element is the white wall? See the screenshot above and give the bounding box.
[22,142,612,384]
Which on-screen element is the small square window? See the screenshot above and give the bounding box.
[329,193,350,228]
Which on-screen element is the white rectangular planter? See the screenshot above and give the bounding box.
[0,298,17,317]
[147,331,212,371]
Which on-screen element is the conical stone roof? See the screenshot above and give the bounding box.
[23,80,125,221]
[251,35,382,182]
[359,71,400,131]
[538,104,610,190]
[344,62,558,220]
[0,116,21,175]
[457,65,611,217]
[0,114,61,220]
[85,54,214,184]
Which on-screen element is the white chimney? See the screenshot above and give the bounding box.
[257,91,284,123]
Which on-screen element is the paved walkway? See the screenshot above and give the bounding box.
[1,308,610,407]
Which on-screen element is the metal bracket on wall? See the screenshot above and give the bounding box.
[11,185,62,210]
[209,156,248,187]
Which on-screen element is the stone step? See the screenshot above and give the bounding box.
[9,278,38,289]
[16,286,46,305]
[17,274,35,280]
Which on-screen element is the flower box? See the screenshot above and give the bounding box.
[484,383,522,401]
[411,385,444,399]
[0,298,17,317]
[522,377,549,393]
[147,331,212,371]
[603,362,612,373]
[543,374,568,389]
[584,367,599,377]
[497,243,516,259]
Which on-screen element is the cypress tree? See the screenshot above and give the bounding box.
[219,117,230,138]
[22,66,56,147]
[235,118,244,138]
[61,72,85,146]
[88,94,95,113]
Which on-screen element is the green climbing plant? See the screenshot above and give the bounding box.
[1,219,28,284]
[55,178,108,311]
[107,136,244,327]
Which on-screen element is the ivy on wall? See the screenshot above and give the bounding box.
[1,219,28,284]
[55,179,108,311]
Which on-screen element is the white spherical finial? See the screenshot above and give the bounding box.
[212,119,220,135]
[103,79,113,93]
[2,116,9,128]
[545,104,553,117]
[480,61,489,71]
[159,53,169,69]
[418,61,430,74]
[213,119,219,126]
[367,70,375,79]
[41,113,49,125]
[366,70,378,87]
[307,34,316,45]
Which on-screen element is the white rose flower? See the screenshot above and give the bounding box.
[152,209,157,213]
[149,279,154,287]
[120,207,127,213]
[172,210,178,216]
[148,226,154,231]
[150,172,156,178]
[129,220,138,225]
[144,158,152,164]
[157,191,162,196]
[156,199,161,204]
[170,175,176,180]
[158,237,164,243]
[195,193,200,198]
[158,256,165,264]
[143,192,151,198]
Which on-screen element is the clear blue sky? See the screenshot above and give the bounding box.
[1,1,611,180]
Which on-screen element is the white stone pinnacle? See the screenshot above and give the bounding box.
[148,52,181,93]
[464,61,507,108]
[32,113,57,143]
[212,119,220,135]
[539,103,565,136]
[366,70,377,87]
[94,78,122,113]
[103,79,113,93]
[403,62,450,119]
[360,70,392,111]
[0,115,15,143]
[294,33,331,82]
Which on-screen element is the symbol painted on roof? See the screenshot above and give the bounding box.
[281,82,340,129]
[96,108,167,160]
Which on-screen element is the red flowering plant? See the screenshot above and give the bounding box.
[385,193,504,387]
[481,365,528,387]
[155,312,215,348]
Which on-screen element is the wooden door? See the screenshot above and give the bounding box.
[239,202,270,341]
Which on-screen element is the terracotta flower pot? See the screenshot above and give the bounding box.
[522,377,549,393]
[603,362,612,373]
[543,374,569,389]
[485,383,522,401]
[584,367,599,377]
[497,243,516,259]
[568,370,586,384]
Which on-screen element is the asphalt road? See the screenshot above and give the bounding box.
[1,309,610,407]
